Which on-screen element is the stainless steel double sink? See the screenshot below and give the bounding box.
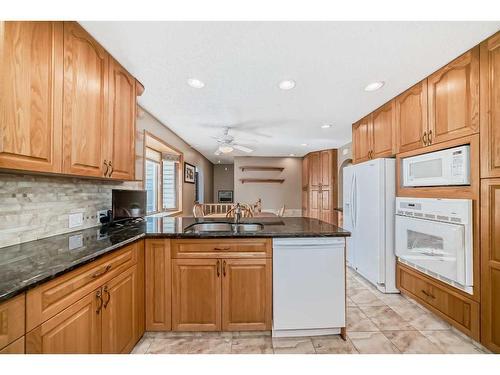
[184,222,264,233]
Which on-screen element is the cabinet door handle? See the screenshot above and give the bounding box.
[103,285,111,308]
[421,289,431,298]
[92,264,111,279]
[108,161,113,177]
[223,260,227,277]
[214,247,230,251]
[103,160,109,176]
[422,132,428,146]
[217,260,220,277]
[96,290,103,314]
[428,130,433,144]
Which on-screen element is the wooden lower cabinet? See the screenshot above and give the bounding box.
[0,293,25,350]
[222,258,272,331]
[101,265,141,354]
[172,258,221,331]
[0,337,25,354]
[397,263,479,341]
[26,289,102,354]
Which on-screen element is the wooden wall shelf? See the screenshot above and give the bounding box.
[239,166,284,172]
[239,178,285,184]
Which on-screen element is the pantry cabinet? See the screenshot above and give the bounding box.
[427,46,480,146]
[394,80,428,153]
[480,32,500,178]
[0,21,142,180]
[302,149,337,224]
[0,21,64,173]
[480,179,500,353]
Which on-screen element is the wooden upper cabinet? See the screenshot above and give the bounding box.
[371,101,395,158]
[172,258,222,331]
[352,116,372,164]
[395,80,428,153]
[101,265,139,354]
[302,155,309,189]
[108,57,136,180]
[62,21,109,177]
[26,289,102,354]
[0,21,63,173]
[427,46,480,145]
[480,32,500,178]
[309,151,320,188]
[221,258,272,331]
[320,150,333,188]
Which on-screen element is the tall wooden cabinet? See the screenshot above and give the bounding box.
[302,149,338,225]
[0,21,142,180]
[352,116,371,163]
[0,21,63,173]
[480,32,500,178]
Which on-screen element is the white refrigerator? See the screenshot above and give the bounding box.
[343,158,398,293]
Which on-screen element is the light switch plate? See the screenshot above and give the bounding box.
[68,212,83,228]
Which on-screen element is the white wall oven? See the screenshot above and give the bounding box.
[395,197,473,294]
[402,145,470,187]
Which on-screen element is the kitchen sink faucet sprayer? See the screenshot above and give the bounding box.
[234,203,242,224]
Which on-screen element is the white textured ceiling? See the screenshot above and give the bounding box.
[81,21,499,163]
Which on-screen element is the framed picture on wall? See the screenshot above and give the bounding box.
[184,162,196,183]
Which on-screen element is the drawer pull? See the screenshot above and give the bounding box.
[223,260,227,277]
[92,264,112,279]
[217,260,220,277]
[421,289,436,299]
[214,247,230,251]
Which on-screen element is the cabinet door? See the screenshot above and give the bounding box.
[481,179,500,353]
[145,239,172,331]
[352,116,371,164]
[101,265,140,354]
[302,154,309,189]
[395,80,428,153]
[0,21,63,173]
[309,188,320,219]
[319,150,335,224]
[309,152,320,188]
[26,289,102,354]
[371,101,395,158]
[108,57,136,180]
[222,258,272,331]
[428,47,479,145]
[480,32,500,178]
[172,258,221,331]
[0,337,24,354]
[62,22,109,177]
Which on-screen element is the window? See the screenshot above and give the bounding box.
[144,132,183,214]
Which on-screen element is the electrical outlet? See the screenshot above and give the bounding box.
[68,234,83,250]
[97,210,108,224]
[68,212,83,228]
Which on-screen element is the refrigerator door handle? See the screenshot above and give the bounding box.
[350,173,355,229]
[353,174,358,228]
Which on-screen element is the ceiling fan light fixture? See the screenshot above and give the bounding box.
[364,81,385,92]
[219,145,234,154]
[187,78,205,89]
[278,79,296,90]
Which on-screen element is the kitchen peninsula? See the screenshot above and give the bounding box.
[0,217,349,354]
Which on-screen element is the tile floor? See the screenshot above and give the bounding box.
[132,267,487,354]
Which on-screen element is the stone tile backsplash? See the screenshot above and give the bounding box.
[0,172,141,248]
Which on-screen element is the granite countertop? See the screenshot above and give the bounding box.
[0,216,349,303]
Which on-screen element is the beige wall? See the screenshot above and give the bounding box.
[135,107,214,215]
[213,164,234,202]
[233,156,302,214]
[337,142,353,207]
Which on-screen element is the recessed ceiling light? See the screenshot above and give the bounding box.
[364,81,385,92]
[187,78,205,89]
[289,153,296,157]
[217,160,221,164]
[321,124,332,129]
[278,80,296,90]
[301,143,308,146]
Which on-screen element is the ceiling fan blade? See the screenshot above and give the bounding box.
[233,144,253,153]
[214,149,222,156]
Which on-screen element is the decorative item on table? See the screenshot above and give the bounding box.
[184,162,196,183]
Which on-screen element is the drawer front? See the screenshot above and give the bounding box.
[171,238,272,258]
[0,293,25,350]
[27,242,138,331]
[397,263,479,340]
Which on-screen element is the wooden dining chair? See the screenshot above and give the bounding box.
[226,204,254,218]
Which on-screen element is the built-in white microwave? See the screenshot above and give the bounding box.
[402,145,470,187]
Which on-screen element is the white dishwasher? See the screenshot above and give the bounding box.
[272,237,346,337]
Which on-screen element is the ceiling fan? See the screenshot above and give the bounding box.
[212,127,254,156]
